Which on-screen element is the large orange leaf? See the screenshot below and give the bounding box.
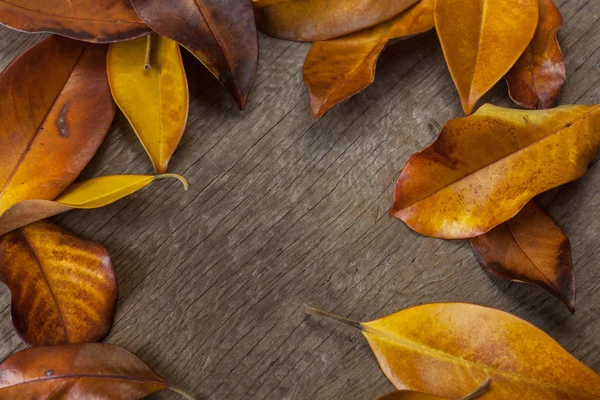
[307,304,600,399]
[0,0,150,43]
[471,201,575,312]
[0,220,116,346]
[130,0,258,109]
[506,0,566,109]
[0,36,115,216]
[0,343,168,398]
[303,0,435,120]
[255,0,421,41]
[391,104,600,239]
[434,0,539,114]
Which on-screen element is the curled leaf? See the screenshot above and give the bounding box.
[307,304,600,398]
[255,0,421,41]
[130,0,258,109]
[304,0,435,120]
[506,0,566,109]
[470,201,575,312]
[0,174,189,236]
[0,36,115,215]
[108,34,189,174]
[434,0,539,114]
[0,0,150,43]
[0,220,116,346]
[391,104,600,239]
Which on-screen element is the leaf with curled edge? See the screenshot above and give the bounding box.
[0,174,189,236]
[470,201,576,312]
[506,0,566,109]
[255,0,421,41]
[303,0,434,120]
[307,304,600,399]
[0,35,115,217]
[391,104,600,239]
[0,220,117,346]
[130,0,258,109]
[0,0,150,43]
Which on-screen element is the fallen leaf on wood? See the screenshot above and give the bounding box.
[0,36,115,216]
[470,201,575,312]
[130,0,258,109]
[0,220,116,346]
[0,0,150,43]
[108,34,188,174]
[434,0,539,114]
[506,0,566,109]
[307,304,600,398]
[0,174,189,236]
[379,377,491,400]
[303,0,434,120]
[0,343,168,399]
[255,0,421,41]
[391,104,600,239]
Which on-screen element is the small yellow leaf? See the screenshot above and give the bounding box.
[107,35,188,174]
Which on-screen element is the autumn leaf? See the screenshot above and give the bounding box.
[0,174,189,236]
[0,220,116,346]
[0,35,115,216]
[506,0,566,109]
[470,201,575,312]
[0,0,150,43]
[307,304,600,398]
[130,0,258,109]
[391,104,600,239]
[434,0,539,114]
[255,0,422,41]
[379,378,491,400]
[108,34,188,174]
[303,0,435,120]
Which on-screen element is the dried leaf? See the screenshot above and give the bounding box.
[307,304,600,398]
[506,0,566,109]
[0,343,167,398]
[0,36,115,216]
[0,174,189,236]
[108,34,188,174]
[130,0,258,109]
[304,0,435,120]
[434,0,539,114]
[391,104,600,239]
[0,220,116,346]
[255,0,421,41]
[0,0,150,43]
[470,201,575,312]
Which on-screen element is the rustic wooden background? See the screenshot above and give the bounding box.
[1,1,599,398]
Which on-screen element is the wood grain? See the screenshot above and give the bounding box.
[0,1,599,398]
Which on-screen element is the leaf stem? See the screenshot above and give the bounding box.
[144,33,153,71]
[459,377,492,400]
[167,386,196,400]
[155,174,190,191]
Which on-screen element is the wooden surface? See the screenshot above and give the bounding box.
[1,1,600,398]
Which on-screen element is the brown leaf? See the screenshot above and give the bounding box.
[470,201,575,312]
[0,220,117,346]
[130,0,258,109]
[0,343,168,399]
[506,0,566,109]
[0,36,115,216]
[391,104,600,239]
[255,0,421,41]
[303,0,434,120]
[0,0,150,43]
[434,0,539,114]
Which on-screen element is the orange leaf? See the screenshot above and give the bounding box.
[506,0,566,109]
[434,0,539,114]
[391,104,600,239]
[303,0,435,120]
[255,0,422,41]
[0,220,116,346]
[470,201,575,312]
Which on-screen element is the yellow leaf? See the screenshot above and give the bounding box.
[107,34,188,174]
